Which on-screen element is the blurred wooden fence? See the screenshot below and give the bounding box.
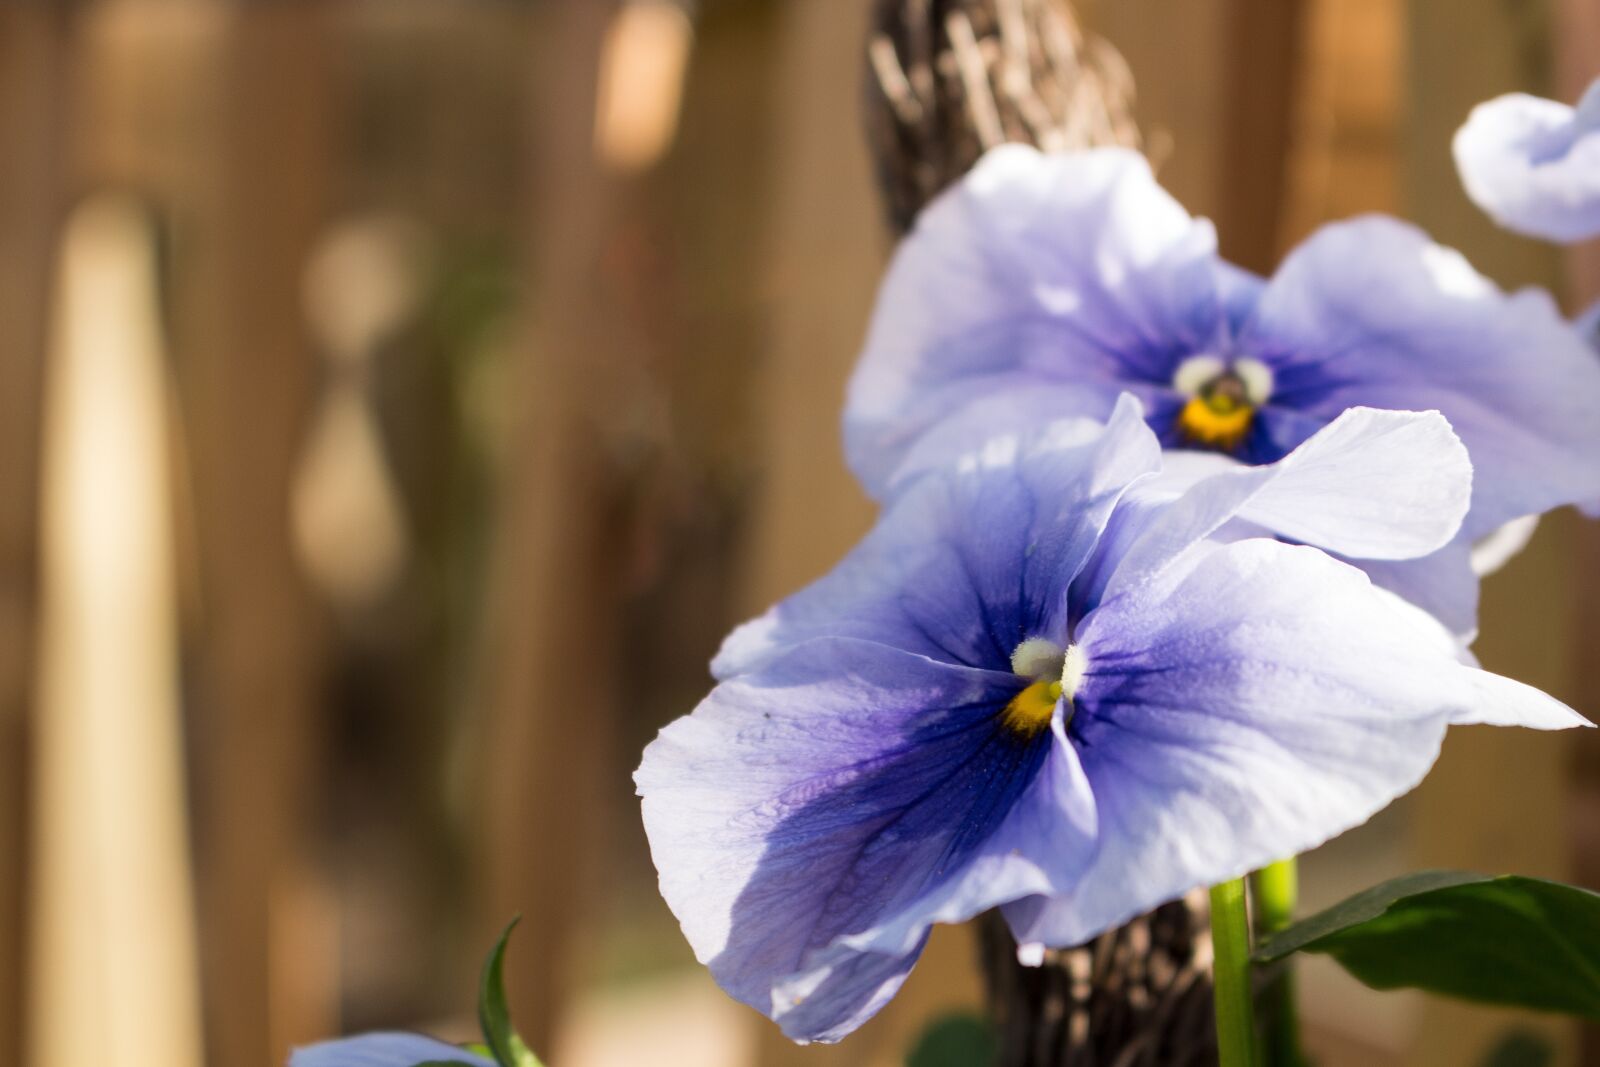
[0,3,1597,1067]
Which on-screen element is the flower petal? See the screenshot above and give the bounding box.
[1351,540,1479,641]
[1082,407,1472,614]
[1230,409,1470,557]
[844,144,1223,498]
[289,1033,495,1067]
[1012,537,1581,948]
[1453,84,1600,242]
[637,638,1094,1042]
[1244,216,1600,537]
[714,396,1159,679]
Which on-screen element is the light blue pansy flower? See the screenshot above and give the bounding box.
[844,146,1600,636]
[637,399,1584,1044]
[1455,78,1600,242]
[289,1032,495,1067]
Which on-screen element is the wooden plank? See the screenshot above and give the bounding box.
[1088,0,1231,217]
[1556,0,1600,308]
[1214,0,1308,270]
[30,194,204,1067]
[736,0,879,618]
[153,7,337,1065]
[1403,4,1573,1065]
[1554,6,1600,1065]
[0,7,69,1065]
[474,0,624,1051]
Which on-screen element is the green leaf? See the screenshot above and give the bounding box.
[478,917,546,1067]
[1255,872,1600,1019]
[1254,870,1483,961]
[905,1013,996,1067]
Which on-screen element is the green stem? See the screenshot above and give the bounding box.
[1251,858,1305,1067]
[1251,857,1297,936]
[1210,877,1258,1067]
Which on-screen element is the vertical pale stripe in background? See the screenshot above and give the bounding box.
[28,196,202,1067]
[593,0,693,174]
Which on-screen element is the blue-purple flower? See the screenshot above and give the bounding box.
[289,1033,495,1067]
[1455,78,1600,242]
[844,146,1600,635]
[636,399,1584,1044]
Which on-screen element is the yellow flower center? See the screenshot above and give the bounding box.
[1172,354,1274,453]
[1001,680,1062,739]
[1178,386,1254,452]
[1001,640,1088,739]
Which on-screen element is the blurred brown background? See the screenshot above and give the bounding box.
[1,2,1598,1066]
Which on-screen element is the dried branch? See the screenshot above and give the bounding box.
[864,0,1140,232]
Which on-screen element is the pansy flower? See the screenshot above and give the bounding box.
[844,145,1600,635]
[1455,77,1600,242]
[636,399,1584,1043]
[289,1032,495,1067]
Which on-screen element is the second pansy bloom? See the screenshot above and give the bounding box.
[844,145,1600,635]
[636,399,1584,1044]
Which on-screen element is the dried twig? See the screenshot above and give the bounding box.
[864,0,1140,231]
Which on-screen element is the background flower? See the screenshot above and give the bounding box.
[1454,79,1600,242]
[845,145,1600,635]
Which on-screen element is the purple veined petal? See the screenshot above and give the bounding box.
[1136,444,1481,640]
[844,144,1226,499]
[1243,216,1600,538]
[289,1033,496,1067]
[714,395,1161,679]
[1348,576,1583,729]
[1080,407,1472,613]
[1454,80,1600,242]
[1215,261,1268,338]
[1353,537,1479,642]
[876,384,1145,496]
[1008,537,1584,949]
[1224,407,1471,557]
[637,637,1097,1043]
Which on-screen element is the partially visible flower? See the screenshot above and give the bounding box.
[289,1032,495,1067]
[1455,78,1600,242]
[636,399,1584,1044]
[844,146,1600,635]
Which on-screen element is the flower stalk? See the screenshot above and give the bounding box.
[1210,877,1258,1067]
[1252,857,1305,1066]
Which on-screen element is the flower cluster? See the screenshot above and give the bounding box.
[637,144,1598,1044]
[293,75,1600,1067]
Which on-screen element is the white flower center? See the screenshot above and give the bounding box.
[1061,643,1089,701]
[1009,637,1090,702]
[1172,354,1275,405]
[1010,636,1065,681]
